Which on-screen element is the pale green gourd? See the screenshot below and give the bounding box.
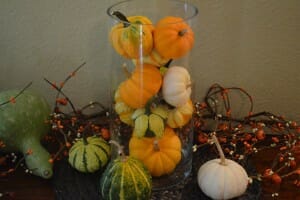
[0,90,52,179]
[68,136,111,173]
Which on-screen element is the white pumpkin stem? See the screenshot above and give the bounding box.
[212,134,226,165]
[109,140,127,161]
[122,63,131,78]
[186,83,192,89]
[153,140,160,151]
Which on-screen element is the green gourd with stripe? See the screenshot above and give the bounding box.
[68,136,111,173]
[100,155,152,200]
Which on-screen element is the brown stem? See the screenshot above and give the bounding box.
[0,81,32,107]
[212,134,226,165]
[153,140,160,151]
[186,83,192,90]
[122,63,131,78]
[281,168,300,178]
[112,11,130,28]
[178,29,188,36]
[164,59,173,68]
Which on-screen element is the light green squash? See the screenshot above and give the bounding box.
[0,90,52,179]
[68,136,111,173]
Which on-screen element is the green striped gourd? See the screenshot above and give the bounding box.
[68,136,111,173]
[100,156,152,200]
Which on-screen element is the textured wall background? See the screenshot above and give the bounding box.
[0,0,299,120]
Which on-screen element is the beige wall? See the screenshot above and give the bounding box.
[0,0,300,120]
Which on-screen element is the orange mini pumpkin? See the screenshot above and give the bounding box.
[114,87,135,126]
[119,63,162,109]
[129,127,182,177]
[153,16,194,59]
[132,49,169,67]
[110,14,154,59]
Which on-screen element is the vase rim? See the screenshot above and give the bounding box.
[106,0,198,26]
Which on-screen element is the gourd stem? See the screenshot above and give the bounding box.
[109,140,127,161]
[82,136,88,145]
[122,63,131,78]
[178,29,188,36]
[212,134,226,165]
[144,98,153,115]
[112,11,130,28]
[82,122,92,145]
[186,83,192,89]
[164,59,173,68]
[153,140,160,151]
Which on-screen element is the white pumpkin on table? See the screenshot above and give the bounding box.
[197,134,249,200]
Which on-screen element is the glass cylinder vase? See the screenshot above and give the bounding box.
[106,0,198,191]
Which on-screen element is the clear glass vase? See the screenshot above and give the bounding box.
[106,0,198,191]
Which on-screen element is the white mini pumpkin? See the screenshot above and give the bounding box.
[162,66,192,107]
[197,135,249,200]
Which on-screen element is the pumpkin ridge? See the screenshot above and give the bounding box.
[160,149,180,163]
[92,151,102,170]
[101,162,118,197]
[131,159,152,190]
[72,152,78,170]
[120,161,125,200]
[82,147,89,172]
[130,73,157,96]
[159,151,176,173]
[109,164,122,200]
[72,146,85,171]
[126,161,140,199]
[92,144,110,159]
[69,142,82,153]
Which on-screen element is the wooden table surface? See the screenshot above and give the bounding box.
[0,147,299,200]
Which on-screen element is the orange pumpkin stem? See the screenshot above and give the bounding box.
[178,29,188,36]
[122,63,131,78]
[212,134,227,165]
[153,140,160,151]
[112,11,130,28]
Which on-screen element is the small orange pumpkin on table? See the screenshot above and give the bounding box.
[129,126,182,177]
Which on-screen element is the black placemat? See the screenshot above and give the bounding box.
[52,146,261,200]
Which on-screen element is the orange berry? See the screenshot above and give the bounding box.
[56,98,68,105]
[272,137,280,143]
[218,136,227,143]
[101,128,110,140]
[279,156,284,162]
[244,133,252,141]
[65,142,71,148]
[271,173,282,184]
[9,97,16,104]
[256,129,265,140]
